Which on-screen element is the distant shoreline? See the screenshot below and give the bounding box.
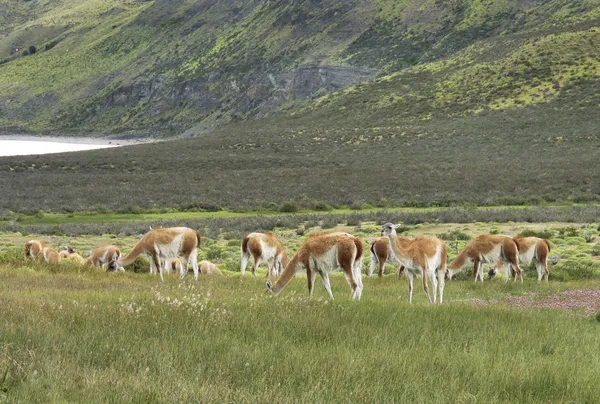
[0,134,154,146]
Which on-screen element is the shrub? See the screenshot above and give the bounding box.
[279,201,298,213]
[127,256,151,273]
[349,201,366,210]
[517,229,554,239]
[557,227,579,237]
[321,216,339,229]
[437,229,472,241]
[346,215,361,226]
[552,259,600,281]
[313,201,332,211]
[206,245,225,260]
[0,249,24,265]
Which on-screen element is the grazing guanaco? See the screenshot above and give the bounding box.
[160,257,182,275]
[118,227,201,280]
[241,232,289,277]
[368,237,404,277]
[380,224,447,304]
[448,235,523,282]
[24,240,46,261]
[488,237,551,282]
[86,245,123,272]
[24,240,60,264]
[59,247,87,264]
[266,232,363,300]
[199,260,223,275]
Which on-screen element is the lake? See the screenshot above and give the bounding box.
[0,139,120,157]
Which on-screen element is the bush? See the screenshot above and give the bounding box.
[557,227,579,237]
[551,259,600,281]
[313,201,332,211]
[127,256,151,273]
[437,229,472,241]
[279,201,298,213]
[206,245,225,260]
[321,216,339,229]
[0,249,24,265]
[517,229,554,239]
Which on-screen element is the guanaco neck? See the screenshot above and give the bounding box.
[449,249,470,271]
[386,231,413,258]
[119,239,148,266]
[270,255,300,295]
[280,251,290,268]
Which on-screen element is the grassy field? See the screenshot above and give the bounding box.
[2,262,600,402]
[1,217,600,401]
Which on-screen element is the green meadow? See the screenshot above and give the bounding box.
[1,218,600,401]
[2,263,600,402]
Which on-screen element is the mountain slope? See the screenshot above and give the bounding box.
[1,0,600,135]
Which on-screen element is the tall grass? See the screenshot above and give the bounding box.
[1,263,600,402]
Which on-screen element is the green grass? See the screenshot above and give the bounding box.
[2,262,600,402]
[0,204,568,226]
[1,218,599,400]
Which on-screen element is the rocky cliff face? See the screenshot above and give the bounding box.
[95,64,375,134]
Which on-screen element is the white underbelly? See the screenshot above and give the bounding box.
[480,245,501,264]
[260,242,278,261]
[312,246,340,273]
[519,246,536,265]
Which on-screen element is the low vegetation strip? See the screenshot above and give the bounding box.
[1,205,598,238]
[1,265,600,402]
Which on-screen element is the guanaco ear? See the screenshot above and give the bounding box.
[266,280,272,289]
[392,224,401,229]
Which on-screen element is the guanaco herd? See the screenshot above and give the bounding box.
[23,224,551,304]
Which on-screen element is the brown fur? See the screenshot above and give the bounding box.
[118,227,200,280]
[42,247,61,264]
[164,257,183,274]
[493,237,551,282]
[24,240,46,261]
[24,240,61,264]
[449,235,522,282]
[368,237,405,277]
[59,248,87,264]
[86,245,122,271]
[381,224,447,304]
[241,232,289,277]
[199,260,223,275]
[59,247,83,262]
[266,232,364,300]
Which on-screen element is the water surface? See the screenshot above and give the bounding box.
[0,140,119,157]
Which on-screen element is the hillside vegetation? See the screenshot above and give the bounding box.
[1,0,600,211]
[2,0,600,134]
